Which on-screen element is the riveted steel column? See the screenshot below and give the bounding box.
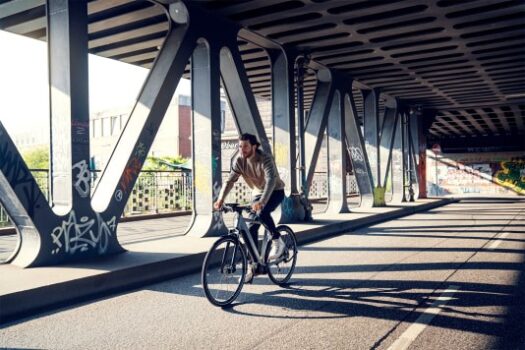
[92,4,196,215]
[269,49,308,222]
[401,111,409,202]
[417,112,429,198]
[391,109,405,203]
[326,90,349,213]
[407,112,419,201]
[0,2,198,267]
[304,68,334,192]
[0,124,52,266]
[47,0,90,213]
[363,89,380,188]
[379,102,398,189]
[344,92,374,208]
[220,45,270,152]
[186,40,226,237]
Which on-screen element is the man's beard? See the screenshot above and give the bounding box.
[241,149,253,158]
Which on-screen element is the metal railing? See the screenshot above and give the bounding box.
[0,169,358,227]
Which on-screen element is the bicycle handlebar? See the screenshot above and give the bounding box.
[219,203,249,213]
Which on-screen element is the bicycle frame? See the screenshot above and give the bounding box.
[231,210,272,267]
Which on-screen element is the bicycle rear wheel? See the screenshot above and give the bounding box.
[202,236,247,306]
[266,225,298,285]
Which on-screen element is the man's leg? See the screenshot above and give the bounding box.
[258,190,285,239]
[248,196,262,249]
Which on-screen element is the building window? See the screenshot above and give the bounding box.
[179,94,191,107]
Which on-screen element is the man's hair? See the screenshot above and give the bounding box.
[239,133,260,147]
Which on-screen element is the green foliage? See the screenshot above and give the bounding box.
[142,155,189,171]
[22,147,49,170]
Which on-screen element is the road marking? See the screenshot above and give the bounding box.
[387,285,460,350]
[488,232,510,250]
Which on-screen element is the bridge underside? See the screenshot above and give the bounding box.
[0,0,523,267]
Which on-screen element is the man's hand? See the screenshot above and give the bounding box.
[252,201,264,213]
[213,199,224,211]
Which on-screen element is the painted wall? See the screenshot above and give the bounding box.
[427,151,525,196]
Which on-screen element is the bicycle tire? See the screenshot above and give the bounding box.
[266,225,298,285]
[202,236,247,307]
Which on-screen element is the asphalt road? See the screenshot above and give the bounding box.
[2,197,524,350]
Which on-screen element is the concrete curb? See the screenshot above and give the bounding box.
[0,198,457,324]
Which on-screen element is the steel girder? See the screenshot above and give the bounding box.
[0,0,423,267]
[391,108,407,204]
[303,68,375,212]
[326,90,349,214]
[344,88,375,208]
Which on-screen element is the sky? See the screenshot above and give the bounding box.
[0,29,190,135]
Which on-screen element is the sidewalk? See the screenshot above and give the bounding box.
[0,198,456,323]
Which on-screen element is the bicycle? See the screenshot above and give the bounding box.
[201,203,298,307]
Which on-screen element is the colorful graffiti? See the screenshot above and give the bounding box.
[427,151,525,196]
[495,159,525,194]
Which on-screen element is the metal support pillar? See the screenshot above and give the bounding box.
[417,112,430,198]
[401,111,409,202]
[0,2,197,266]
[378,102,399,191]
[363,88,384,206]
[220,45,270,152]
[326,91,349,213]
[186,40,226,236]
[269,49,308,222]
[408,111,420,200]
[92,4,196,215]
[304,68,334,192]
[343,90,374,208]
[391,109,405,203]
[48,0,90,214]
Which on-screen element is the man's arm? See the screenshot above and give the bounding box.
[217,157,241,203]
[258,152,278,206]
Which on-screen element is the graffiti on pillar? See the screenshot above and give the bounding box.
[0,139,45,215]
[114,189,123,202]
[120,157,141,193]
[136,141,147,158]
[495,159,525,194]
[349,146,364,162]
[73,160,90,198]
[72,120,89,143]
[211,181,225,232]
[274,142,289,182]
[194,159,211,195]
[51,211,116,255]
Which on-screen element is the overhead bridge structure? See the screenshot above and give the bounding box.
[0,0,523,267]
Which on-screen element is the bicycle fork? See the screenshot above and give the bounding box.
[220,240,239,274]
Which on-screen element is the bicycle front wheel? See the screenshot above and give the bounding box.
[202,236,247,307]
[266,225,298,285]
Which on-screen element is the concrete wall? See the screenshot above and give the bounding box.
[427,150,525,196]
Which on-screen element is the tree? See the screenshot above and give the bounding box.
[142,155,189,171]
[22,146,49,170]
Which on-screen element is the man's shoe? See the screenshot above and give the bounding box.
[268,237,286,262]
[242,263,256,284]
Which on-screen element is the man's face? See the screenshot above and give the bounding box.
[239,140,256,158]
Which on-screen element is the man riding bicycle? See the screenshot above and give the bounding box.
[214,133,286,282]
